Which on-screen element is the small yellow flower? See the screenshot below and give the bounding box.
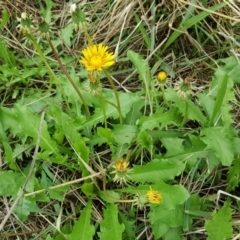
[80,43,115,71]
[115,159,129,172]
[157,71,167,82]
[146,186,162,204]
[111,159,131,185]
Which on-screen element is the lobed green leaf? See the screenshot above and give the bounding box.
[200,127,234,166]
[67,200,95,240]
[205,201,233,240]
[98,204,125,240]
[130,159,185,182]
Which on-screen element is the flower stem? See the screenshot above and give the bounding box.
[103,70,123,124]
[47,38,90,116]
[181,100,188,126]
[28,33,71,115]
[160,84,171,108]
[98,93,107,128]
[83,27,93,46]
[103,176,137,203]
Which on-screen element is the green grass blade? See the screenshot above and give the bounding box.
[135,14,150,49]
[0,38,16,67]
[0,9,9,29]
[209,74,228,126]
[160,2,226,54]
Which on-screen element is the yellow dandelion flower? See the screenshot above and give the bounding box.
[115,159,129,172]
[80,43,115,71]
[146,186,162,204]
[157,71,167,82]
[111,159,132,185]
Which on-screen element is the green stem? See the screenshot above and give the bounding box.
[98,93,119,111]
[47,38,90,116]
[28,34,53,90]
[28,33,71,115]
[160,84,171,108]
[103,176,137,203]
[98,93,107,128]
[103,70,123,124]
[83,27,93,45]
[181,100,188,126]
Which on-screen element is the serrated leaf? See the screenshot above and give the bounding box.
[205,201,233,240]
[98,204,125,240]
[1,104,58,153]
[97,127,115,144]
[130,159,185,182]
[14,197,45,222]
[61,24,73,46]
[73,139,90,177]
[160,135,220,171]
[81,182,96,197]
[136,130,153,149]
[112,124,138,145]
[119,213,135,240]
[82,91,141,128]
[198,93,214,120]
[40,0,54,22]
[138,109,174,130]
[125,99,144,125]
[165,88,207,124]
[151,223,169,239]
[227,158,240,191]
[0,114,15,169]
[204,66,236,128]
[127,50,150,82]
[67,200,95,240]
[219,56,240,83]
[161,137,185,156]
[0,171,33,197]
[149,204,184,226]
[200,127,234,166]
[163,227,182,240]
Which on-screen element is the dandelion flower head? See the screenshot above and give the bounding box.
[80,43,115,71]
[175,77,193,100]
[115,159,129,172]
[146,186,162,204]
[157,71,167,82]
[111,159,131,185]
